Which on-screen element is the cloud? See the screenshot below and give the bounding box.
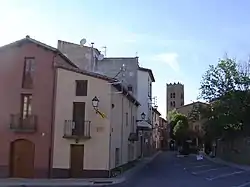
[154,52,180,72]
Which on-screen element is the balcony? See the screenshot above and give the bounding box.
[10,114,37,133]
[63,120,91,139]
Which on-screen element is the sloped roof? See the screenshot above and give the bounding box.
[0,35,78,68]
[152,107,161,116]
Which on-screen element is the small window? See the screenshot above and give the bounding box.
[173,93,176,98]
[173,101,176,107]
[170,101,172,107]
[76,80,88,96]
[22,57,35,89]
[128,85,133,92]
[149,83,152,97]
[195,125,199,131]
[170,93,172,98]
[126,112,128,126]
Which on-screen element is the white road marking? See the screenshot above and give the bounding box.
[193,164,211,168]
[206,170,245,181]
[175,161,201,166]
[232,181,250,187]
[192,167,227,175]
[184,164,211,170]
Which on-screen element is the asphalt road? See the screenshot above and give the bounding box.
[114,152,250,187]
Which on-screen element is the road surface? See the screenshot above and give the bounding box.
[115,152,250,187]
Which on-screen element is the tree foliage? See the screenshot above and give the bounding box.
[173,119,189,139]
[199,57,250,141]
[168,110,190,144]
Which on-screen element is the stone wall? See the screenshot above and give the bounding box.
[216,137,250,165]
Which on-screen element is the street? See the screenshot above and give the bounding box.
[114,152,250,187]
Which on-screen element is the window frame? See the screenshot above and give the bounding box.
[21,94,32,119]
[22,57,35,89]
[75,80,88,96]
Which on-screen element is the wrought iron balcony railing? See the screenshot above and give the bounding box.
[10,114,37,133]
[63,120,91,139]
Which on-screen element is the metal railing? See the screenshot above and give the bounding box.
[10,114,37,132]
[63,120,91,139]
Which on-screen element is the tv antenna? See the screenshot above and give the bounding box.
[149,96,158,108]
[108,64,127,94]
[102,46,107,57]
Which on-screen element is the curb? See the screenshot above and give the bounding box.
[0,151,161,187]
[201,153,250,171]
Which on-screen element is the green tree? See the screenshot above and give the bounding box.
[173,119,189,145]
[199,57,250,141]
[168,110,190,145]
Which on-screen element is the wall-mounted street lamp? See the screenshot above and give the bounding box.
[92,96,99,112]
[136,112,146,122]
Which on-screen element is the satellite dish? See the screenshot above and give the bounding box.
[80,38,87,46]
[98,54,104,61]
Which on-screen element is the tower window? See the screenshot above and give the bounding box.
[173,101,176,107]
[128,85,133,92]
[173,93,175,98]
[170,101,172,106]
[170,93,172,98]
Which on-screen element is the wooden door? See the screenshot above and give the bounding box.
[70,144,84,178]
[10,139,35,178]
[73,102,85,136]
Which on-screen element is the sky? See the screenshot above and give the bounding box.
[1,0,250,118]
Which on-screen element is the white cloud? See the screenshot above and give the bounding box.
[154,52,180,72]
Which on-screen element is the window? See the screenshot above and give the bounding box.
[173,93,175,98]
[22,57,35,89]
[76,80,88,96]
[170,93,172,98]
[195,125,199,131]
[126,112,128,126]
[173,101,176,107]
[149,82,152,97]
[128,85,133,92]
[21,94,32,119]
[170,101,172,107]
[115,148,120,166]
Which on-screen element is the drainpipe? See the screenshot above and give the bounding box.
[48,53,58,178]
[108,92,113,177]
[120,96,124,164]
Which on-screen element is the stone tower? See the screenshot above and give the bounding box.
[166,82,184,115]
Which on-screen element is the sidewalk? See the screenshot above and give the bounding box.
[201,152,250,171]
[0,151,161,187]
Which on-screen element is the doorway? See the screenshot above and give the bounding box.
[70,144,84,178]
[10,139,35,178]
[72,102,85,136]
